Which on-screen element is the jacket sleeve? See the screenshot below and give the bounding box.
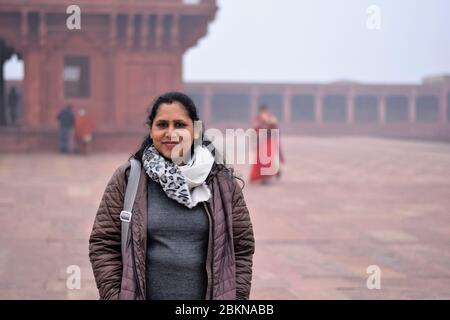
[88,167,126,300]
[232,179,255,300]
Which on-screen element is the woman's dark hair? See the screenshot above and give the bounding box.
[131,91,245,188]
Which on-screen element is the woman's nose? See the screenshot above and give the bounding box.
[164,127,178,140]
[170,131,180,141]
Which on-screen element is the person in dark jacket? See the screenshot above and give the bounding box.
[7,87,19,126]
[56,104,75,153]
[89,92,255,300]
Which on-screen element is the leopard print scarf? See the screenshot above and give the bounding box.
[142,144,214,209]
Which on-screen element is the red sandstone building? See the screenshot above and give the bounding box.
[1,0,450,152]
[0,0,217,151]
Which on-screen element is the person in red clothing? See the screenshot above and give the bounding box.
[74,108,95,155]
[249,105,285,185]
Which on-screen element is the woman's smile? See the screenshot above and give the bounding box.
[162,141,180,149]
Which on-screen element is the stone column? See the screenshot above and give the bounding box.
[39,11,47,47]
[155,14,164,50]
[0,46,6,126]
[203,87,212,125]
[105,51,116,126]
[250,86,259,122]
[23,49,42,128]
[109,13,117,47]
[379,94,386,124]
[170,15,180,50]
[316,89,323,124]
[439,87,448,124]
[126,14,134,48]
[21,10,29,48]
[347,88,355,124]
[408,89,416,124]
[283,87,291,124]
[113,52,124,128]
[141,14,149,49]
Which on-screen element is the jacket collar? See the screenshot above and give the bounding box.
[206,162,221,184]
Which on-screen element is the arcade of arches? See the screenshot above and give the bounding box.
[1,1,449,152]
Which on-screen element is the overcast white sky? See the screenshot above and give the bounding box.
[5,0,450,84]
[183,0,450,84]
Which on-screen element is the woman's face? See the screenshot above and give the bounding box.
[150,101,194,162]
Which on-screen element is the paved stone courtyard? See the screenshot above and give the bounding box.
[1,136,450,299]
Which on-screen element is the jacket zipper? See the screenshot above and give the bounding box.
[130,218,144,299]
[203,201,214,300]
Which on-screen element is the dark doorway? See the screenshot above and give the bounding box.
[1,39,23,127]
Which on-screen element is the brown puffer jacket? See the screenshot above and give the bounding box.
[89,161,255,300]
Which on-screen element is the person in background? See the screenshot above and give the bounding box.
[74,108,95,155]
[249,105,285,185]
[7,87,19,126]
[56,104,75,154]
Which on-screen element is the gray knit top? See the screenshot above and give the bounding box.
[145,178,209,300]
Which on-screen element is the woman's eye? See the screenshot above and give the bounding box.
[157,123,167,128]
[175,123,187,128]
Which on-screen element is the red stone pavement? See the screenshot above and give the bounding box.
[1,136,450,299]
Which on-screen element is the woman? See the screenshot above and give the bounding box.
[89,92,255,300]
[74,108,95,155]
[249,105,285,185]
